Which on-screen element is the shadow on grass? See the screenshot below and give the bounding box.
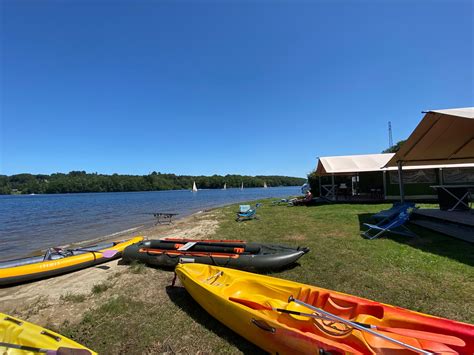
[165,285,266,355]
[357,213,474,267]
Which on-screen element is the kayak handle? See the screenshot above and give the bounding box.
[251,318,276,333]
[4,316,23,326]
[41,330,61,342]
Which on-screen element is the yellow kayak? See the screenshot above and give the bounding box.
[176,263,474,354]
[0,236,144,286]
[0,312,96,354]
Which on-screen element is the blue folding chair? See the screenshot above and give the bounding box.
[372,202,415,223]
[361,211,417,239]
[236,203,261,222]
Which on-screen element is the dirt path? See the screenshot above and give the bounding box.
[0,210,220,326]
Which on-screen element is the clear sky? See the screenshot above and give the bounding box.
[1,0,473,178]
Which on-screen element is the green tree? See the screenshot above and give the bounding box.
[382,139,406,153]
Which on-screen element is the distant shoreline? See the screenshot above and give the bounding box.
[0,172,305,195]
[1,185,301,197]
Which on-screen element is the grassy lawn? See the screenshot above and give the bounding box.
[57,201,474,354]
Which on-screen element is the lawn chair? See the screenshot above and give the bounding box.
[361,211,417,240]
[372,202,415,223]
[236,203,261,222]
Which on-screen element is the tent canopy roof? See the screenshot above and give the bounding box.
[315,153,474,176]
[316,154,395,175]
[385,107,474,167]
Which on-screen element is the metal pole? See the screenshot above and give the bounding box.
[383,171,387,200]
[439,168,443,185]
[331,174,335,200]
[398,161,405,203]
[318,176,322,198]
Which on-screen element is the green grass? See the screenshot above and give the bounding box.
[129,260,146,274]
[60,292,87,303]
[58,201,474,353]
[91,282,112,295]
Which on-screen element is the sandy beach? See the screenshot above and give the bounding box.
[0,209,221,327]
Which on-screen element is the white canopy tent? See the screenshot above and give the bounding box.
[385,107,474,202]
[315,153,474,200]
[315,153,395,200]
[316,153,395,176]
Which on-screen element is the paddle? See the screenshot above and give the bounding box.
[0,342,91,354]
[229,297,465,347]
[288,296,432,354]
[229,297,432,354]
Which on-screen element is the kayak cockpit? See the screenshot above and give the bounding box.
[0,242,115,269]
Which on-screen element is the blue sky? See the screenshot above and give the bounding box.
[1,0,473,178]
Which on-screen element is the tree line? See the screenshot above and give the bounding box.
[0,171,306,195]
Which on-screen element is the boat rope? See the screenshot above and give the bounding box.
[204,270,223,284]
[312,313,353,336]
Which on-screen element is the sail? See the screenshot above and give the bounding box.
[223,183,227,190]
[263,182,267,188]
[241,182,244,190]
[192,181,198,192]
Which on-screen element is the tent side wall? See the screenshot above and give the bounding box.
[385,168,440,200]
[309,167,474,201]
[385,167,474,200]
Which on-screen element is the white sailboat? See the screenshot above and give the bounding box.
[192,181,198,192]
[240,182,244,190]
[263,181,267,188]
[223,183,227,190]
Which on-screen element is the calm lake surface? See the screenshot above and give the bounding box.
[0,187,300,259]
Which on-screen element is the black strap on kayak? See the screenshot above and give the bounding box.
[0,342,49,353]
[171,271,178,286]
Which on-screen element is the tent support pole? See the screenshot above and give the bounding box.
[397,161,405,203]
[439,168,443,185]
[318,176,322,198]
[383,171,387,201]
[331,174,335,200]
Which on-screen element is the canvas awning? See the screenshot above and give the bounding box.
[385,107,474,167]
[316,153,473,176]
[315,153,395,176]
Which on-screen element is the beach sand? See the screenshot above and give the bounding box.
[0,209,220,327]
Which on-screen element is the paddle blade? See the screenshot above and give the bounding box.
[377,327,466,348]
[229,297,273,311]
[101,250,119,258]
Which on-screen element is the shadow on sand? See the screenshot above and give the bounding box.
[165,285,265,354]
[357,213,474,267]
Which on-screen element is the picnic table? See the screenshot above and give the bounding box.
[152,212,179,225]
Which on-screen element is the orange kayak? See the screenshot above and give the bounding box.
[176,264,474,354]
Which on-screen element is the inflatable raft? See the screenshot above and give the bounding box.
[176,264,474,354]
[123,238,309,271]
[0,312,96,354]
[0,236,143,286]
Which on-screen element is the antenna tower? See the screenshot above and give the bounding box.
[388,121,393,148]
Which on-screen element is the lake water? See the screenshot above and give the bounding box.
[0,187,300,260]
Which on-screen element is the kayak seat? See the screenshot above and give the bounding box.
[300,291,385,321]
[324,297,356,319]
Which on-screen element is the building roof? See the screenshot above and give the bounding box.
[385,107,474,167]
